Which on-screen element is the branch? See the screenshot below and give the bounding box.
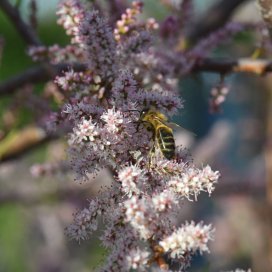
[1,58,272,96]
[188,0,250,43]
[0,0,41,46]
[0,183,92,205]
[193,57,272,75]
[0,126,54,162]
[1,57,272,97]
[0,62,86,96]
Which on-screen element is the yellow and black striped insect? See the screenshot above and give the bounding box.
[140,108,176,160]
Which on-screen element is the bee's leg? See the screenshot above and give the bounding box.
[139,121,151,131]
[147,130,157,170]
[132,121,149,132]
[131,121,140,132]
[148,144,156,169]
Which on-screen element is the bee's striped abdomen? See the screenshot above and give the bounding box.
[157,126,175,159]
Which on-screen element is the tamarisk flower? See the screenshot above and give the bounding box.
[118,165,147,196]
[57,0,85,44]
[101,108,124,133]
[79,10,117,80]
[20,0,262,269]
[49,1,225,270]
[125,247,150,271]
[114,1,157,58]
[28,44,85,64]
[120,30,152,55]
[29,1,86,63]
[159,222,214,258]
[168,165,220,201]
[66,189,121,242]
[55,70,93,92]
[209,83,230,113]
[114,1,144,41]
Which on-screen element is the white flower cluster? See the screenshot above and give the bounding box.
[168,165,220,201]
[125,248,150,271]
[159,222,214,258]
[124,195,157,240]
[118,165,147,196]
[71,117,99,143]
[101,108,124,133]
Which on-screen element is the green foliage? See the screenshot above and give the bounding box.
[0,205,27,272]
[0,9,68,130]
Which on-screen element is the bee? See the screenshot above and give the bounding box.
[140,108,176,160]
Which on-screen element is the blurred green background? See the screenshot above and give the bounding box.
[0,0,269,271]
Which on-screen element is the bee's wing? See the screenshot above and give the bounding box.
[153,117,196,136]
[176,125,196,136]
[152,116,177,128]
[168,122,180,129]
[168,121,196,136]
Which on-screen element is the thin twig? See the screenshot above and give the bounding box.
[0,62,86,96]
[188,0,250,43]
[0,0,41,46]
[106,0,127,26]
[0,126,55,162]
[29,0,38,31]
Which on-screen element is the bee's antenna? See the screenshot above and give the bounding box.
[123,109,142,117]
[126,109,141,113]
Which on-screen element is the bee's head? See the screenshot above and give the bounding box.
[140,108,149,117]
[126,108,150,120]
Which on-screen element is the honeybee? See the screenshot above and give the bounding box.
[140,108,176,160]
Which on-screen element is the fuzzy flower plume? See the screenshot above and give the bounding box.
[79,10,117,80]
[66,190,118,241]
[35,0,238,271]
[114,0,157,59]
